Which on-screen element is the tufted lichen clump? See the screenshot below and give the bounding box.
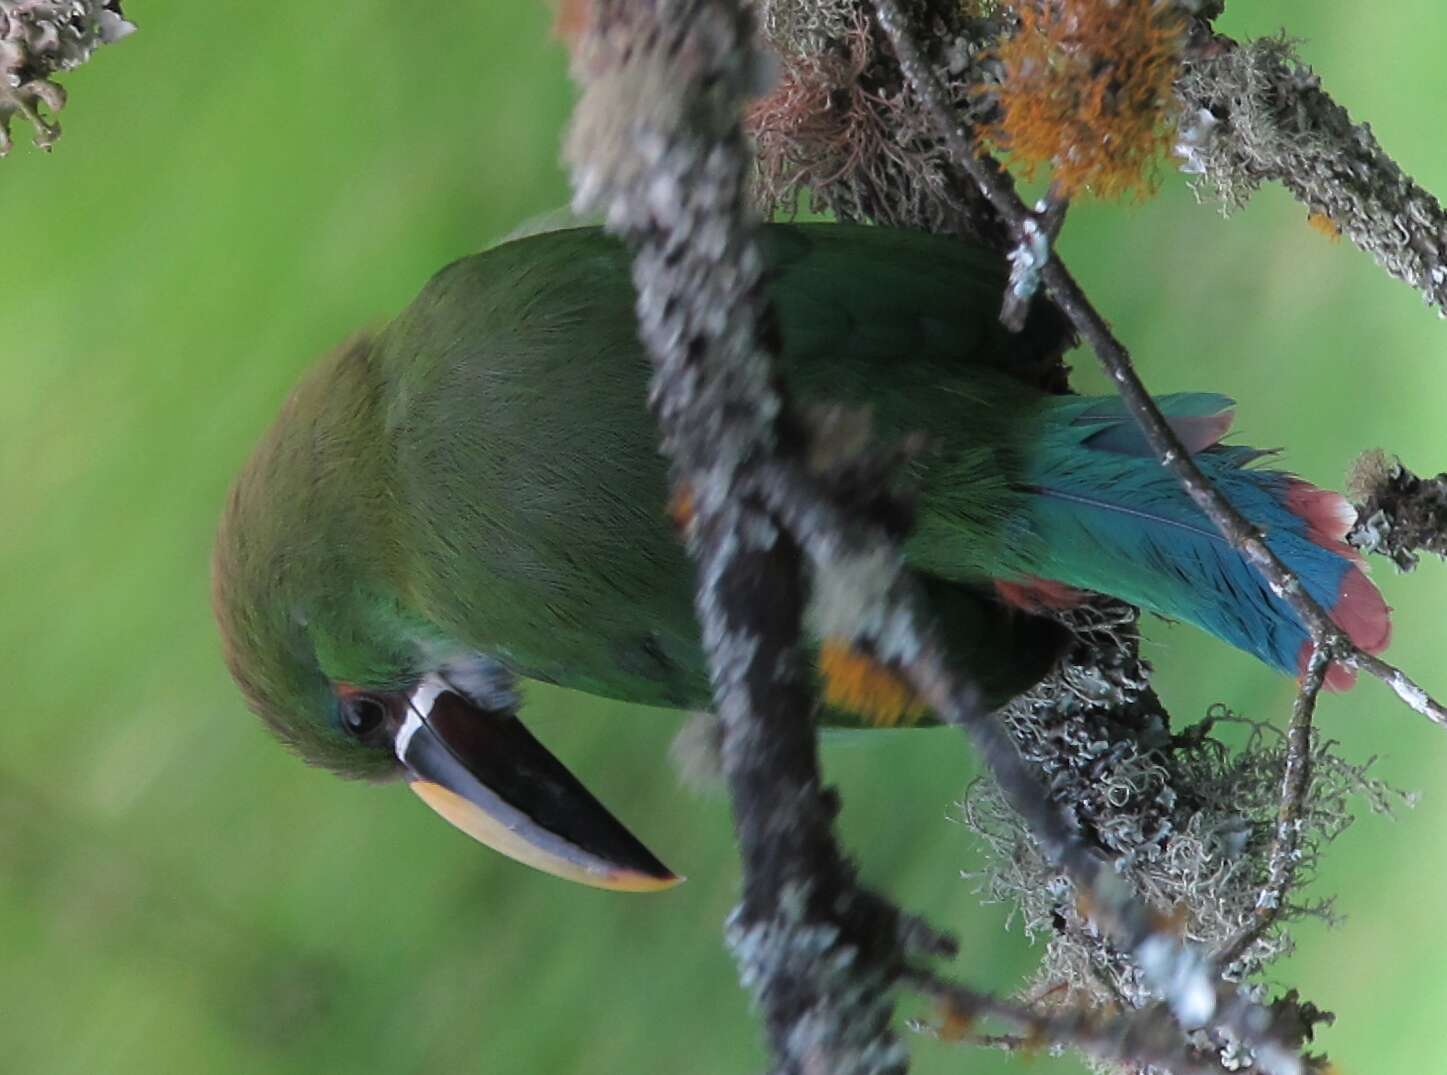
[0,0,135,156]
[1348,450,1447,573]
[958,600,1408,1060]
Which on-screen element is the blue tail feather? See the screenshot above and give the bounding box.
[1018,395,1387,681]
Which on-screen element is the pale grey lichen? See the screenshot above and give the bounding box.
[957,601,1404,1071]
[751,0,868,57]
[0,0,135,155]
[1006,216,1050,303]
[805,544,905,643]
[727,882,909,1075]
[1135,935,1216,1029]
[1172,107,1218,177]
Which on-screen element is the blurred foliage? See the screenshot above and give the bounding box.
[1,3,1444,1073]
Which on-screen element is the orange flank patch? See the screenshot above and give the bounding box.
[817,639,930,727]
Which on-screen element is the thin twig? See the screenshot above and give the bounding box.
[1216,645,1329,969]
[1000,182,1069,331]
[910,971,1238,1075]
[870,0,1447,729]
[752,460,1085,869]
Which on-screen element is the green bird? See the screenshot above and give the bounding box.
[213,224,1388,891]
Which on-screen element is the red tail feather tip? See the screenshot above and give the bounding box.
[1295,566,1392,693]
[1285,480,1361,559]
[1284,478,1390,691]
[995,576,1089,612]
[1174,409,1235,454]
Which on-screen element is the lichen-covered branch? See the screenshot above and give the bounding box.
[0,0,134,156]
[566,3,928,1070]
[914,972,1247,1075]
[1215,648,1328,970]
[1176,32,1447,315]
[1349,450,1447,572]
[965,602,1404,1033]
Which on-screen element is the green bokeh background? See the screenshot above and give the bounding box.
[3,4,1444,1073]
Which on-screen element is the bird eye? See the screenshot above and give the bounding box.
[341,694,388,738]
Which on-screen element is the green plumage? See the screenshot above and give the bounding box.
[379,226,1059,694]
[215,224,1069,775]
[214,223,1378,780]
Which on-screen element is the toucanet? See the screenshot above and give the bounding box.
[212,224,1389,890]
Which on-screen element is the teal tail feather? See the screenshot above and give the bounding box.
[1004,394,1391,689]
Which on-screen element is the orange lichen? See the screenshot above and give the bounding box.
[1307,210,1343,241]
[818,639,930,727]
[987,0,1187,199]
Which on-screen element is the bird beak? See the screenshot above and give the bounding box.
[393,674,683,892]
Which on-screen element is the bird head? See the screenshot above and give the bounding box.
[211,337,680,892]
